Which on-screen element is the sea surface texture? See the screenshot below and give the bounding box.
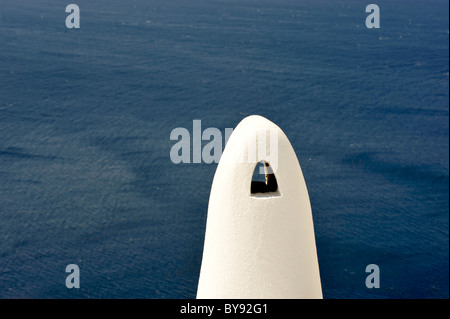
[0,0,448,298]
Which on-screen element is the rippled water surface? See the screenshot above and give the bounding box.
[0,0,448,298]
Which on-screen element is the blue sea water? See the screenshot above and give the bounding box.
[0,0,448,299]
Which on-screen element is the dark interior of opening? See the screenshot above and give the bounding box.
[251,161,279,195]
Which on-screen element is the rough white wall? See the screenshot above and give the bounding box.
[197,115,322,299]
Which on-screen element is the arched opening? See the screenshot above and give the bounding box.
[251,161,280,196]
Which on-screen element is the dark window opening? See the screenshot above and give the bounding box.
[251,161,279,195]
